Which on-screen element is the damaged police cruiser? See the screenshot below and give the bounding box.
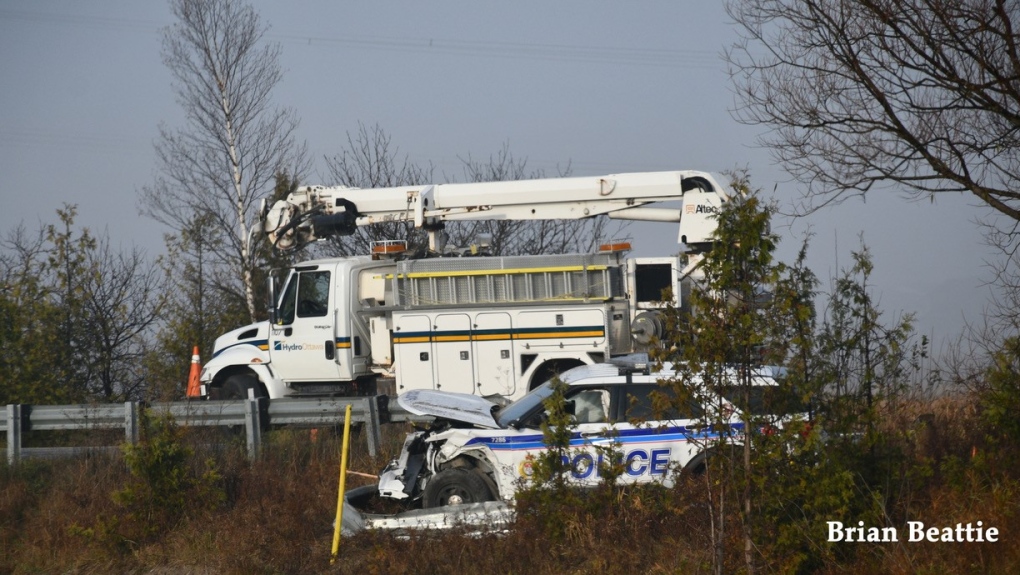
[367,358,807,511]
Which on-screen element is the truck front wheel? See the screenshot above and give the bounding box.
[219,373,263,400]
[423,468,495,508]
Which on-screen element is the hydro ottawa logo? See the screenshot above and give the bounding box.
[274,341,324,352]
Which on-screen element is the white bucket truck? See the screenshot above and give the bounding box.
[199,170,727,401]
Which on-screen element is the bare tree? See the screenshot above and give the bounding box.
[322,125,623,258]
[2,210,167,402]
[456,142,622,256]
[726,1,1020,229]
[81,238,167,399]
[982,221,1020,330]
[322,122,436,257]
[141,0,307,321]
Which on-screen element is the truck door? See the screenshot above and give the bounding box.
[472,312,515,397]
[516,308,606,349]
[335,266,367,381]
[269,267,342,384]
[393,314,436,392]
[433,313,475,394]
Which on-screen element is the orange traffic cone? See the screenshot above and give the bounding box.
[186,346,202,398]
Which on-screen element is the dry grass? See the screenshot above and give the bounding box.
[2,399,1020,575]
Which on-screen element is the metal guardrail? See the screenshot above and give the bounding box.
[385,403,431,424]
[2,395,386,465]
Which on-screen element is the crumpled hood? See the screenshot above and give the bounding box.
[397,389,500,429]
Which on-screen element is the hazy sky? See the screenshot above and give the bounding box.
[0,1,1001,346]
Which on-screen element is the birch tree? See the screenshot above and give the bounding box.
[141,0,306,321]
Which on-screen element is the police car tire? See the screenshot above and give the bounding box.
[687,445,740,476]
[423,468,495,508]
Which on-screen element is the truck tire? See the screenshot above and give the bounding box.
[221,373,263,400]
[423,468,495,508]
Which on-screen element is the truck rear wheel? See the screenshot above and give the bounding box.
[529,359,585,390]
[423,468,495,508]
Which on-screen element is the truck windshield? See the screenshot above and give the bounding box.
[276,269,331,324]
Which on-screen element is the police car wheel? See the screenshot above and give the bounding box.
[423,468,494,508]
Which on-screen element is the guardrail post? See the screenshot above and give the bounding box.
[364,397,381,458]
[244,397,262,459]
[124,401,140,444]
[6,405,22,466]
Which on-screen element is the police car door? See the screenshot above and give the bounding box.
[504,383,615,487]
[564,385,617,487]
[561,382,676,486]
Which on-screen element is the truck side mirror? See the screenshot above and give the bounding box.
[266,274,277,324]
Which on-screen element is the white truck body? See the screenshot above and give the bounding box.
[202,251,700,400]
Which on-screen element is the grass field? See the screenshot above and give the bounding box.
[2,394,1018,575]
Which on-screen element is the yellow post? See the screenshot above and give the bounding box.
[330,403,353,565]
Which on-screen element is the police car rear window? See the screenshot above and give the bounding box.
[716,385,807,416]
[623,385,704,421]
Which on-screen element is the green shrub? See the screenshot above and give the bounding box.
[77,408,226,551]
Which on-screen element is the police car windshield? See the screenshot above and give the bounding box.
[496,381,557,428]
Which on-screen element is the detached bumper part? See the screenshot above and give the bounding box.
[342,485,513,535]
[377,467,410,500]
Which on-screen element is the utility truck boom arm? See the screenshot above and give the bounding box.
[261,170,728,253]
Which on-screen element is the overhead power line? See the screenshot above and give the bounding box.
[274,33,719,69]
[0,9,720,69]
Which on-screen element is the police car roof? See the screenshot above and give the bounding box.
[560,357,787,386]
